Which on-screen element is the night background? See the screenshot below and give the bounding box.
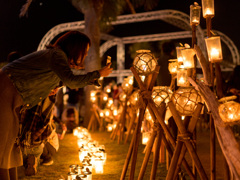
[0,0,240,62]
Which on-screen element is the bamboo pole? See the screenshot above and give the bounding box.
[189,78,240,178]
[120,117,138,180]
[138,130,157,180]
[118,98,128,144]
[124,110,136,144]
[129,104,146,179]
[150,129,162,180]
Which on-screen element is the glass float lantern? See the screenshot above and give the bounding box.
[113,108,118,116]
[176,46,185,64]
[151,86,173,107]
[168,59,179,74]
[177,66,189,87]
[190,2,201,25]
[127,76,134,85]
[122,78,133,95]
[144,108,152,123]
[205,36,223,63]
[201,0,215,18]
[218,96,240,123]
[171,87,202,116]
[130,90,139,106]
[181,48,195,68]
[119,92,127,102]
[133,50,157,75]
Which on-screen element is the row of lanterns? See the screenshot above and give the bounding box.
[66,127,107,180]
[133,47,239,122]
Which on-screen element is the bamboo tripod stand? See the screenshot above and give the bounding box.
[120,66,196,180]
[110,94,129,144]
[166,101,207,179]
[87,104,103,132]
[124,106,137,144]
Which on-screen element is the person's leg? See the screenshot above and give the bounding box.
[41,142,56,165]
[25,154,37,176]
[0,168,10,180]
[9,167,17,180]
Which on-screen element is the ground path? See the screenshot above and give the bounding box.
[18,128,231,180]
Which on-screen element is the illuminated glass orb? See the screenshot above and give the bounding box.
[171,87,202,116]
[133,50,157,75]
[218,96,240,123]
[152,86,173,108]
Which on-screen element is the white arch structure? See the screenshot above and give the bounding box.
[38,10,239,81]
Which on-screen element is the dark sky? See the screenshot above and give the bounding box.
[0,0,239,62]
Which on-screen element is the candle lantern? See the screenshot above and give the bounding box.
[83,169,92,180]
[181,48,195,68]
[107,124,113,132]
[176,46,185,64]
[93,159,104,174]
[104,109,111,117]
[218,96,240,123]
[190,2,201,25]
[177,66,189,87]
[142,131,151,145]
[205,36,223,63]
[168,59,179,74]
[69,164,77,173]
[171,87,202,116]
[99,111,104,118]
[102,93,108,101]
[133,50,157,75]
[201,0,215,18]
[151,86,173,108]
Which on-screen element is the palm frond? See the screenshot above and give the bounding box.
[19,0,33,18]
[131,0,159,11]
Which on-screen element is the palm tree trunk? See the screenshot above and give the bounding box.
[82,0,103,128]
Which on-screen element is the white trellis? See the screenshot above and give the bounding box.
[37,10,239,82]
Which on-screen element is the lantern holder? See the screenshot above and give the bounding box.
[110,93,130,144]
[121,65,195,180]
[87,104,104,132]
[204,12,225,177]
